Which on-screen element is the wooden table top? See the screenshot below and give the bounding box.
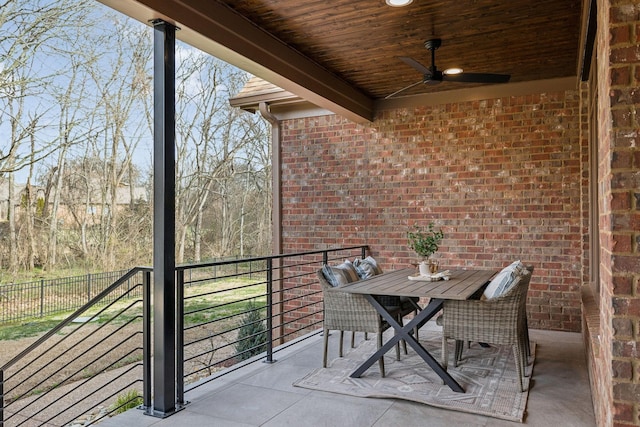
[336,268,496,300]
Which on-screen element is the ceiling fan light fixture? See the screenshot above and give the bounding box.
[444,67,463,75]
[385,0,413,7]
[387,39,511,98]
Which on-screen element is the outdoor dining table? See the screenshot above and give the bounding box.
[335,267,497,393]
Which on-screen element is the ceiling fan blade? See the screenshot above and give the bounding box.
[399,56,431,75]
[443,72,511,83]
[385,79,424,99]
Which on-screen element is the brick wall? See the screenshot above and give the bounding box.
[280,91,583,332]
[598,0,640,426]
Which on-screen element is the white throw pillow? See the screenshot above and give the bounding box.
[483,260,526,299]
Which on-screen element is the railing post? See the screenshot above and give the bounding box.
[361,246,367,259]
[39,279,44,318]
[176,269,185,405]
[142,270,152,412]
[87,273,91,303]
[151,19,178,418]
[1,369,4,425]
[265,259,275,363]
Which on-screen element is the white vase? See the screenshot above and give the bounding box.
[419,261,430,276]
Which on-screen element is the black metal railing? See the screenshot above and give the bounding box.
[0,268,152,427]
[176,245,368,401]
[0,246,369,426]
[0,270,135,324]
[0,256,255,325]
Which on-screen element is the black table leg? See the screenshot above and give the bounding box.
[349,296,465,393]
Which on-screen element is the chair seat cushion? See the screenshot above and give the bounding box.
[483,260,528,299]
[375,295,402,307]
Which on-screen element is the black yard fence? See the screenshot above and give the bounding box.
[0,270,137,324]
[0,256,258,325]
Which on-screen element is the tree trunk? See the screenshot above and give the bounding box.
[194,209,203,262]
[48,147,67,267]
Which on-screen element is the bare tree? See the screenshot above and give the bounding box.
[77,22,152,269]
[0,0,88,173]
[1,0,272,277]
[234,112,271,257]
[43,21,101,269]
[0,0,93,274]
[174,52,253,262]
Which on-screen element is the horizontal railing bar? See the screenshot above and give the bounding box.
[176,246,368,271]
[183,309,265,346]
[17,351,142,426]
[183,294,266,318]
[184,316,267,356]
[183,280,267,302]
[271,287,321,306]
[184,329,323,394]
[39,362,143,426]
[182,269,266,286]
[5,296,143,388]
[276,300,322,320]
[2,245,369,426]
[274,311,322,333]
[1,268,149,372]
[279,322,323,341]
[5,333,141,412]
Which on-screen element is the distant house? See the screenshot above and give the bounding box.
[0,177,147,224]
[0,179,36,222]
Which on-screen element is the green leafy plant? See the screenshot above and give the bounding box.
[110,389,142,415]
[234,302,267,361]
[407,223,444,258]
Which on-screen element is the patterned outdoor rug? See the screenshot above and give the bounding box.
[293,330,535,422]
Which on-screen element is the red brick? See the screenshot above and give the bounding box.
[611,192,632,210]
[612,317,634,338]
[613,401,635,422]
[610,5,640,24]
[611,24,632,44]
[281,91,582,333]
[612,66,631,85]
[612,275,634,294]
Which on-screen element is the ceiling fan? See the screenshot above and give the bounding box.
[385,38,511,99]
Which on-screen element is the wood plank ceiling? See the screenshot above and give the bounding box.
[100,0,584,121]
[217,0,583,99]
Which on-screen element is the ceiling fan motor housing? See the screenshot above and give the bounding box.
[424,38,442,51]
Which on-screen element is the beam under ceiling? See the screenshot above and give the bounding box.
[98,0,375,122]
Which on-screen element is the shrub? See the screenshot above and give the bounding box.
[234,302,267,361]
[110,389,142,415]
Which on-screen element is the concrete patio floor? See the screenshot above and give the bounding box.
[100,321,596,427]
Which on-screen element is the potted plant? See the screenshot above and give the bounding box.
[407,223,444,275]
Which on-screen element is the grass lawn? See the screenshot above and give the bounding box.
[0,275,267,341]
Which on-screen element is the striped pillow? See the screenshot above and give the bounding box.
[322,261,360,287]
[353,256,384,279]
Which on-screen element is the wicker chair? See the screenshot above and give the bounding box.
[441,267,533,392]
[318,270,414,377]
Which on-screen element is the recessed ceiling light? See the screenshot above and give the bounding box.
[444,68,464,75]
[385,0,413,7]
